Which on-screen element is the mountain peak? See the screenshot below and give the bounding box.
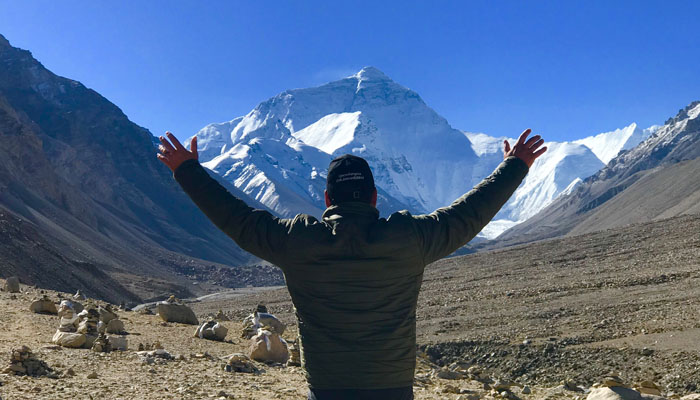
[353,66,391,82]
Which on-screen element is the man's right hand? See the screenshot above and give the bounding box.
[503,128,547,168]
[157,132,198,172]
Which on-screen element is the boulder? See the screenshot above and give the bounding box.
[98,305,118,323]
[105,319,126,334]
[3,276,20,293]
[194,320,228,341]
[157,299,198,325]
[107,335,128,351]
[29,295,57,314]
[587,387,643,400]
[248,329,289,364]
[52,331,86,348]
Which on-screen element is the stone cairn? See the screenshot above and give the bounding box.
[91,332,112,353]
[287,338,301,367]
[3,346,56,378]
[241,305,289,364]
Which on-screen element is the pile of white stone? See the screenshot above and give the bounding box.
[51,294,128,351]
[241,305,289,365]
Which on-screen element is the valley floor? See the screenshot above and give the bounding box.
[1,213,699,399]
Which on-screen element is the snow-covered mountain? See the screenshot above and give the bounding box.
[193,67,659,239]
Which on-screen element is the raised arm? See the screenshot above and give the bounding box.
[413,129,547,264]
[157,132,289,263]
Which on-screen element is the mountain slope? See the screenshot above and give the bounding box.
[491,101,700,246]
[0,34,270,302]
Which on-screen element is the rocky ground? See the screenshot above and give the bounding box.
[1,213,699,399]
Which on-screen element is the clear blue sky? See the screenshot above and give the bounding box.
[1,1,699,142]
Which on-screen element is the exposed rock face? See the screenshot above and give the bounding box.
[156,296,199,325]
[29,295,57,314]
[248,329,289,364]
[194,320,228,341]
[3,276,20,293]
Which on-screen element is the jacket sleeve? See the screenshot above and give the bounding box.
[173,159,290,264]
[412,156,529,265]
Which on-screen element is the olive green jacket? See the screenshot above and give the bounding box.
[174,156,529,389]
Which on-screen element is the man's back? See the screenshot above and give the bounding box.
[172,156,529,389]
[280,202,425,389]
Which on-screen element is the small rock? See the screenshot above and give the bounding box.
[436,369,464,380]
[194,320,228,341]
[601,376,628,388]
[86,371,98,379]
[224,353,259,373]
[522,386,531,394]
[3,276,20,293]
[641,348,654,356]
[29,295,58,314]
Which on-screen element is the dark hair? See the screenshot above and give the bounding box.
[326,154,376,204]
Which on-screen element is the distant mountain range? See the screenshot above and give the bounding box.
[489,101,700,248]
[192,67,661,239]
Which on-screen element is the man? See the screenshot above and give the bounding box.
[157,129,546,400]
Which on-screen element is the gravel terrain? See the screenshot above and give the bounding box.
[1,213,699,399]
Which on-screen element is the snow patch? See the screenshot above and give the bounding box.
[293,112,361,154]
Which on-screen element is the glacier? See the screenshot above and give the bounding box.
[192,67,659,240]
